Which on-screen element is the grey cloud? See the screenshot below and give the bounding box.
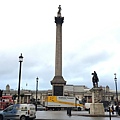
[81,51,111,66]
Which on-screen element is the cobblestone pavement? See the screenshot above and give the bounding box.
[35,111,120,120]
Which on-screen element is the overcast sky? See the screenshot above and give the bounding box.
[0,0,120,91]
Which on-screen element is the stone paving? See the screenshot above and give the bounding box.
[35,111,120,120]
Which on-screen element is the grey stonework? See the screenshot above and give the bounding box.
[51,6,66,96]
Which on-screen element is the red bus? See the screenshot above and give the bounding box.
[0,96,13,110]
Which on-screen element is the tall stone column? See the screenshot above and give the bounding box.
[55,23,62,76]
[51,5,66,96]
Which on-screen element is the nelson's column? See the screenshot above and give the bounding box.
[51,5,66,96]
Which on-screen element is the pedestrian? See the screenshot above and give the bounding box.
[116,105,118,115]
[118,106,120,116]
[111,105,114,114]
[67,107,71,116]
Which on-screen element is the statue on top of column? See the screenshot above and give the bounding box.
[92,71,99,88]
[57,5,61,16]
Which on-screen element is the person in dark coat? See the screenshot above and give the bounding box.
[111,105,114,114]
[116,105,118,115]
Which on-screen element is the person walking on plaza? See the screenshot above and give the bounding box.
[116,105,118,115]
[111,105,114,114]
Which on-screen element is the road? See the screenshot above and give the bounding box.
[35,111,120,120]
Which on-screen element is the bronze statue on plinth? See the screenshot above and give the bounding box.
[90,71,105,115]
[92,71,99,88]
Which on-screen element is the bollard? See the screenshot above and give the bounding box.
[69,107,71,116]
[109,107,111,120]
[36,103,37,111]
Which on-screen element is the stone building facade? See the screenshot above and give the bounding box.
[2,84,120,105]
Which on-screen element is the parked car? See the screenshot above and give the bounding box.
[0,104,36,120]
[37,105,46,111]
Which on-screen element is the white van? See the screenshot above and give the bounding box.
[0,104,36,120]
[84,103,92,111]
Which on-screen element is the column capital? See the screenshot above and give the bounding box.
[55,17,64,25]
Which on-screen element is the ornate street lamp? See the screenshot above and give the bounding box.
[17,53,23,103]
[114,73,118,107]
[36,77,39,111]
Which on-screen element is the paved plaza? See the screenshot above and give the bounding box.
[35,111,120,120]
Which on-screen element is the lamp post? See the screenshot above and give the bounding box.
[17,53,23,103]
[114,73,118,107]
[36,77,39,111]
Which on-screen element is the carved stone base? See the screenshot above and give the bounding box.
[90,87,103,103]
[90,103,105,115]
[51,76,66,96]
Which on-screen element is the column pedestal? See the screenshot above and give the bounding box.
[90,87,105,115]
[90,103,105,115]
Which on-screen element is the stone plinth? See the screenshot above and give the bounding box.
[90,103,105,115]
[51,76,66,96]
[90,87,104,115]
[90,87,103,103]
